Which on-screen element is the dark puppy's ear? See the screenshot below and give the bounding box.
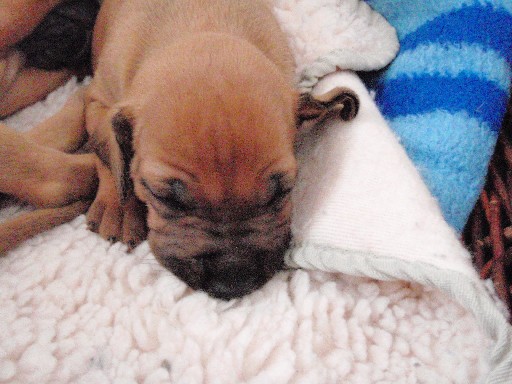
[110,109,135,204]
[297,86,359,127]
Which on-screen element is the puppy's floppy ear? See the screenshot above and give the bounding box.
[297,86,359,127]
[110,108,135,204]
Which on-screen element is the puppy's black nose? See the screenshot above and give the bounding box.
[197,251,263,300]
[205,265,261,300]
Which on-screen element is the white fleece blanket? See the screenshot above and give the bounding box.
[1,1,511,383]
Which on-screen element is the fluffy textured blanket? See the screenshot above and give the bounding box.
[1,1,512,383]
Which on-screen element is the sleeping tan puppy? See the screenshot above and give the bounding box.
[84,0,297,299]
[1,0,358,299]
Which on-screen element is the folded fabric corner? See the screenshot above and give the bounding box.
[287,70,512,383]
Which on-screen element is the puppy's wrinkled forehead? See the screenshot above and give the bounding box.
[135,83,297,207]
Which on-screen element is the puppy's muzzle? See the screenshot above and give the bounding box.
[159,245,286,300]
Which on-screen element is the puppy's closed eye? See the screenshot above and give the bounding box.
[141,178,193,212]
[265,173,293,208]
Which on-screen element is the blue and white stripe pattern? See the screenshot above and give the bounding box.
[364,0,512,232]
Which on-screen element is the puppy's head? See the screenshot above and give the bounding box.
[107,38,359,300]
[111,44,298,300]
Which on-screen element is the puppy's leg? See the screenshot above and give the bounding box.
[122,195,147,251]
[0,66,72,117]
[0,87,96,206]
[23,87,88,152]
[84,99,147,248]
[0,199,90,255]
[87,158,147,248]
[0,123,97,207]
[86,158,123,242]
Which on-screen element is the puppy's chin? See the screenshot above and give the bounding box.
[150,236,288,300]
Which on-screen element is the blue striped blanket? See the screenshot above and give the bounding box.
[364,0,512,232]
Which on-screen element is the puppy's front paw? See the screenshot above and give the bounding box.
[121,196,148,251]
[87,194,147,249]
[87,190,123,243]
[87,160,147,249]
